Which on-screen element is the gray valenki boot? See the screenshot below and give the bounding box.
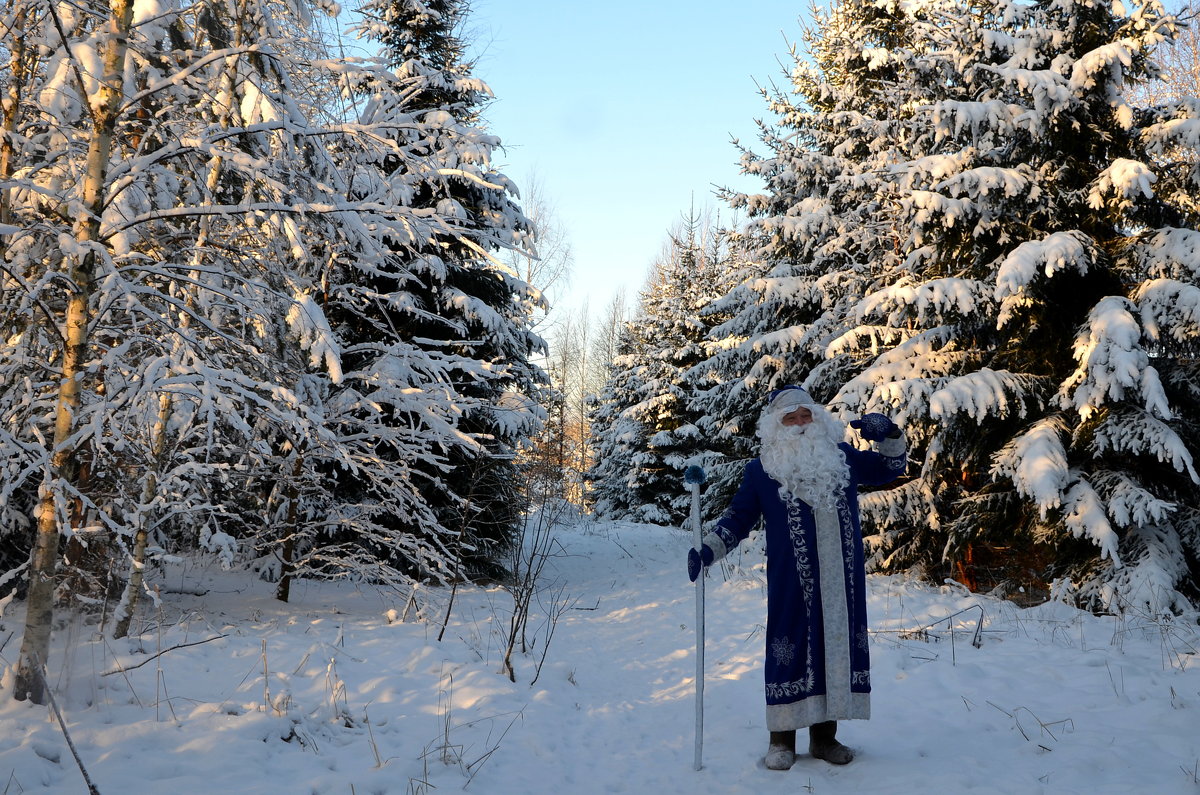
[809,721,855,764]
[765,730,796,770]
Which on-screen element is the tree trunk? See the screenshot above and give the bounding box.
[0,6,25,228]
[112,392,174,639]
[14,0,135,704]
[955,544,978,592]
[274,453,304,603]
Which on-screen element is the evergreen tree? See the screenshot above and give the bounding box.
[345,0,546,577]
[589,212,736,524]
[587,323,651,519]
[701,0,1200,611]
[823,0,1200,611]
[699,0,949,521]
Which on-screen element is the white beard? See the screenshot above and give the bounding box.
[757,405,849,509]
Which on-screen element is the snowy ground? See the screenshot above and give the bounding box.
[0,518,1198,794]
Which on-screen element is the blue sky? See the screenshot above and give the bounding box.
[467,1,814,318]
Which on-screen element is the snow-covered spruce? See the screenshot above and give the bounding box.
[696,0,1200,611]
[588,212,741,524]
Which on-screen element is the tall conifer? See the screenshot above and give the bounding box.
[589,214,735,524]
[345,0,546,576]
[713,0,1200,610]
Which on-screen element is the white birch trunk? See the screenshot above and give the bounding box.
[14,0,135,704]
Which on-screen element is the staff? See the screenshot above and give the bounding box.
[684,464,708,771]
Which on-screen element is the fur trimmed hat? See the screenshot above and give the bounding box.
[765,385,817,414]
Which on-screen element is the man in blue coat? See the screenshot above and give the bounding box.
[688,386,906,770]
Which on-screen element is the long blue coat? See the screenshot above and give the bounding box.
[702,439,906,731]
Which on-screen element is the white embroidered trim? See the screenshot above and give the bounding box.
[813,502,852,718]
[766,693,871,731]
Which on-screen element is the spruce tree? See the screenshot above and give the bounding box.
[700,0,948,520]
[824,0,1200,611]
[345,0,546,577]
[589,212,735,524]
[704,0,1200,611]
[588,323,653,520]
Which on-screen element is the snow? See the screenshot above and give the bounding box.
[937,165,1037,200]
[1136,228,1200,281]
[2,518,1196,794]
[1061,474,1120,563]
[1069,41,1134,94]
[1060,296,1169,420]
[902,190,974,233]
[931,99,1034,143]
[981,64,1074,119]
[1141,115,1200,155]
[1088,158,1157,210]
[131,0,167,32]
[991,415,1070,519]
[995,231,1093,327]
[285,293,344,383]
[855,278,993,328]
[929,368,1036,422]
[1134,278,1200,345]
[1100,472,1176,530]
[1093,409,1200,484]
[832,327,965,426]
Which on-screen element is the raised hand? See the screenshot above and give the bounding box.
[849,413,900,442]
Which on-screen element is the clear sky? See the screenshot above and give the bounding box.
[467,1,814,319]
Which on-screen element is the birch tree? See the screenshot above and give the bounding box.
[1,0,544,691]
[9,0,137,703]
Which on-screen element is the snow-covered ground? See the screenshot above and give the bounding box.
[1,518,1197,794]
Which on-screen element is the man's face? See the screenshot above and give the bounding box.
[780,406,813,428]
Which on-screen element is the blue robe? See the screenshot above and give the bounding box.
[702,438,906,731]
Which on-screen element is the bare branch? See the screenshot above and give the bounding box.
[101,634,229,676]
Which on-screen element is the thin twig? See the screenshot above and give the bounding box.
[100,634,227,676]
[35,659,102,795]
[464,709,524,789]
[610,537,634,559]
[100,636,144,707]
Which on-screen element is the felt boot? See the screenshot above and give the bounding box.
[809,721,854,765]
[764,730,796,770]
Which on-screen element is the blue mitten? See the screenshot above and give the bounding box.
[688,544,714,582]
[850,413,900,442]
